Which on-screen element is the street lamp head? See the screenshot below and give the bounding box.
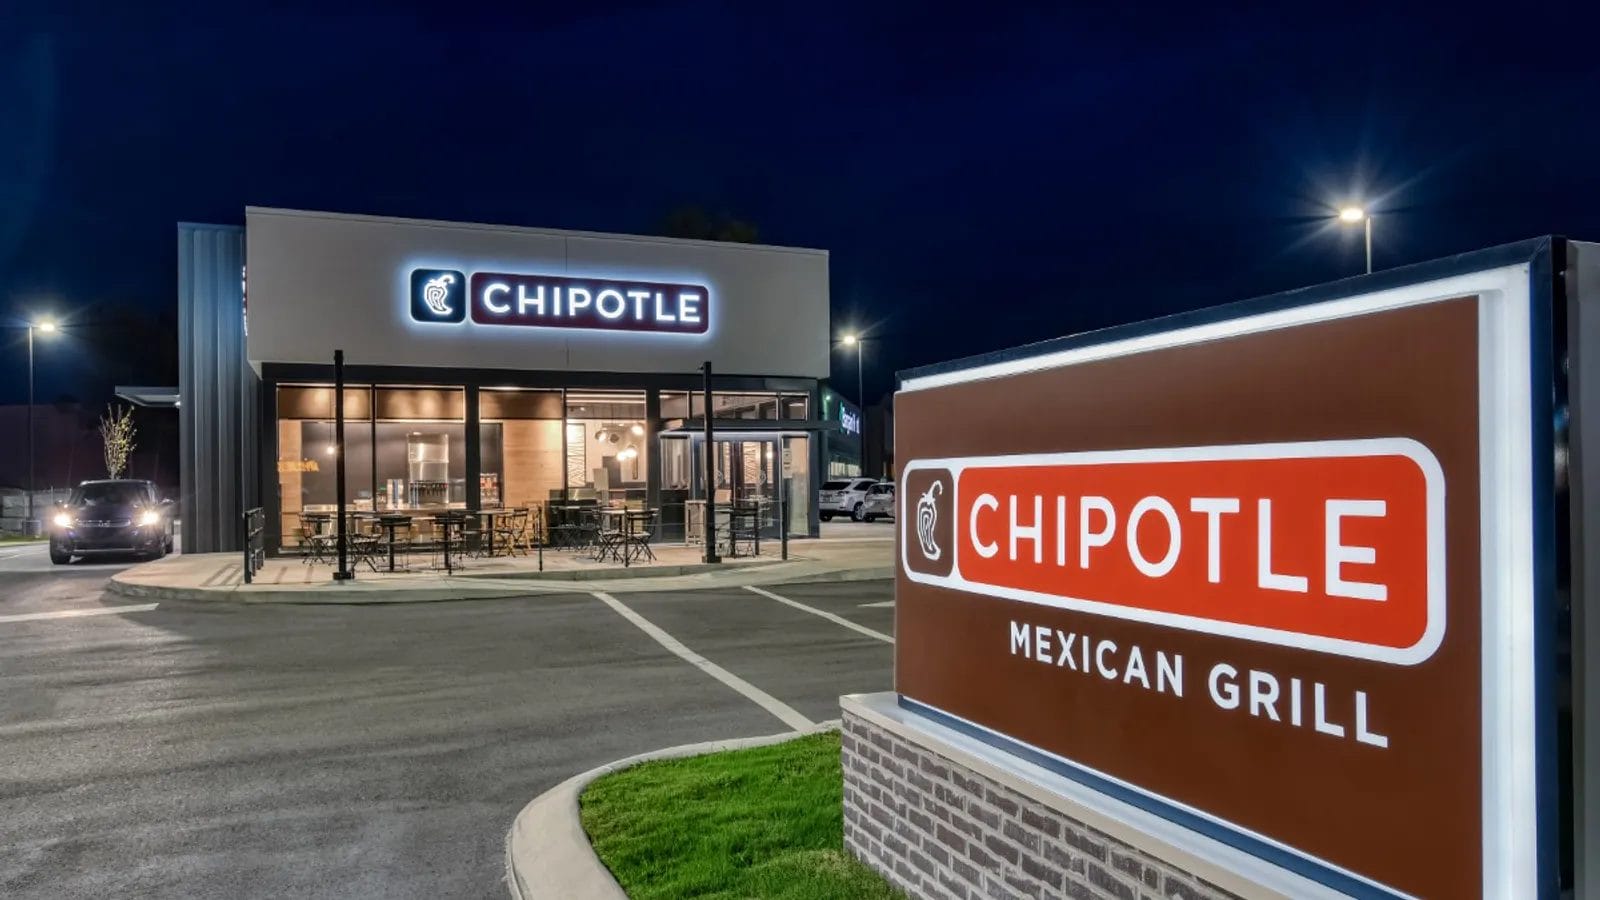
[34,319,57,333]
[841,333,858,346]
[1337,206,1366,223]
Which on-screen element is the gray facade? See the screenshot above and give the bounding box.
[178,209,831,553]
[177,223,258,552]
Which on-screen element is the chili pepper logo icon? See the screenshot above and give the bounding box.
[422,274,456,316]
[916,481,943,561]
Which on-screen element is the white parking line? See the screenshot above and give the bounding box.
[744,585,894,644]
[858,600,894,608]
[591,591,812,731]
[0,603,160,624]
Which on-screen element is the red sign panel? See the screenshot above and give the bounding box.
[903,440,1443,664]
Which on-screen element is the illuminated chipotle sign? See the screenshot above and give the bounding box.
[470,272,709,334]
[408,267,710,334]
[902,440,1444,665]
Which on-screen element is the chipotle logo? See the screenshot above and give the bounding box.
[901,438,1444,665]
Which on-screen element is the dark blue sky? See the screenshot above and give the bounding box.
[4,3,1599,405]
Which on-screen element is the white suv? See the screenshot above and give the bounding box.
[819,478,879,522]
[862,482,895,522]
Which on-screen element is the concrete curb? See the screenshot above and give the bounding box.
[107,561,893,605]
[504,721,841,900]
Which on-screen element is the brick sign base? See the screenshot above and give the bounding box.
[841,693,1284,900]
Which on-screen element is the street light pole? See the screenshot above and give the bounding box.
[1364,215,1373,275]
[27,325,35,534]
[855,340,864,408]
[1338,206,1372,275]
[841,333,865,407]
[23,319,57,534]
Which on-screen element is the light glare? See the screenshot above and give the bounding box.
[1338,207,1366,223]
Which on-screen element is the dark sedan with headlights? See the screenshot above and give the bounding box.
[49,479,175,564]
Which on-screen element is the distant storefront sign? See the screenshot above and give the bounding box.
[410,267,710,334]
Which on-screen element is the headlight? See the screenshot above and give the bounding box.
[139,510,162,527]
[52,512,74,529]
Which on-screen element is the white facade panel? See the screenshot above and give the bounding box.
[244,208,830,378]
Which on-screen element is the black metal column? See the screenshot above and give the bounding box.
[644,388,662,523]
[702,361,719,563]
[332,349,353,581]
[465,383,481,512]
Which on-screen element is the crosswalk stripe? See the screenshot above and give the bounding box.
[0,604,160,623]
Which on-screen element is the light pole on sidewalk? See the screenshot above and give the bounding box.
[1338,206,1373,274]
[840,333,864,407]
[26,319,58,535]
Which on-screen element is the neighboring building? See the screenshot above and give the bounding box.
[819,387,863,478]
[863,393,893,479]
[177,207,832,553]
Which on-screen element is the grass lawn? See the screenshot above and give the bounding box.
[580,731,900,900]
[0,534,45,544]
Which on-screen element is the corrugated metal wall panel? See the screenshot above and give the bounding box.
[177,223,254,553]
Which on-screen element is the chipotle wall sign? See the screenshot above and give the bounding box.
[894,275,1554,899]
[408,267,710,334]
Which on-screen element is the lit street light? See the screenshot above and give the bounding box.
[1338,206,1372,274]
[839,332,863,408]
[27,318,59,534]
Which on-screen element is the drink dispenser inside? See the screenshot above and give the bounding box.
[406,432,450,507]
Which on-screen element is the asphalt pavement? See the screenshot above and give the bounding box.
[0,544,894,899]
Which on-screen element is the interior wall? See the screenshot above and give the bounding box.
[499,419,564,506]
[277,420,303,543]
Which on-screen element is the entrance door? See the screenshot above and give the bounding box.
[660,432,798,543]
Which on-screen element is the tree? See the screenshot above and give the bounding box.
[100,405,136,479]
[658,206,760,243]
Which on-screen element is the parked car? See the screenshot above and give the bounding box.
[818,477,879,522]
[862,481,895,521]
[48,479,175,564]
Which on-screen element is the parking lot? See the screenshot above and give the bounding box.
[0,546,893,899]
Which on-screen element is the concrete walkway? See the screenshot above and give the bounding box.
[107,538,893,603]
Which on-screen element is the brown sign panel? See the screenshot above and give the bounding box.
[895,279,1549,899]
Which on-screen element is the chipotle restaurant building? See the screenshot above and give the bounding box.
[176,207,832,554]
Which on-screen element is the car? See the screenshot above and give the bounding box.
[862,481,895,521]
[48,479,175,564]
[818,477,880,522]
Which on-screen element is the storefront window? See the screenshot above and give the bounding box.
[661,435,692,491]
[660,390,694,420]
[479,389,563,508]
[784,435,811,534]
[565,391,648,502]
[275,384,373,546]
[373,386,466,510]
[659,390,809,422]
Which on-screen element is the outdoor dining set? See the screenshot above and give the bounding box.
[294,501,660,573]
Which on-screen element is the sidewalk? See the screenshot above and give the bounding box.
[107,537,893,604]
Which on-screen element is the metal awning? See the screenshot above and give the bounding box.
[114,385,180,408]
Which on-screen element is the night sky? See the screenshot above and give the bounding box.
[4,3,1600,407]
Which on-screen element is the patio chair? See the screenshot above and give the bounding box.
[495,507,528,557]
[297,512,335,565]
[346,515,383,573]
[622,509,658,564]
